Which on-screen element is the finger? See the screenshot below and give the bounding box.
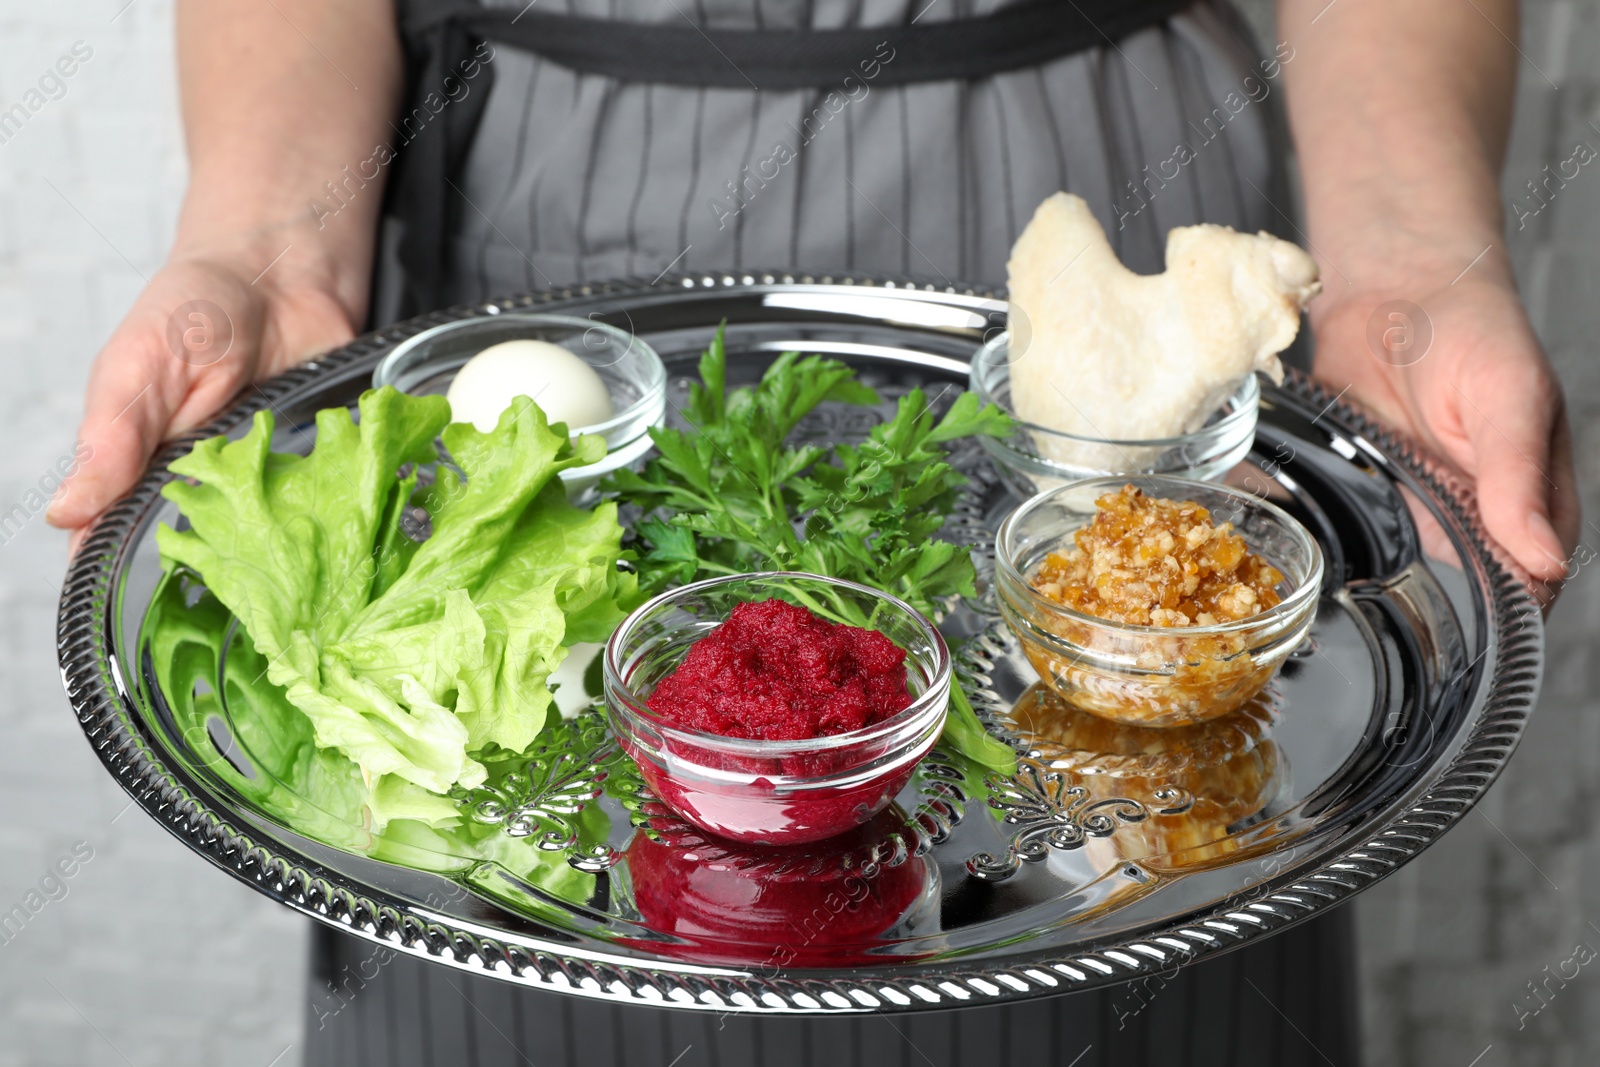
[1458,372,1568,582]
[1547,405,1581,559]
[166,366,262,438]
[46,336,186,531]
[1524,407,1586,615]
[49,264,270,532]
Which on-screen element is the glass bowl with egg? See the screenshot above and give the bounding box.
[969,331,1260,497]
[995,476,1322,728]
[373,313,666,499]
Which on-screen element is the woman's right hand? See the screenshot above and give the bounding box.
[47,234,361,547]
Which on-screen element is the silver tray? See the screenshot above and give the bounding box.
[57,275,1543,1014]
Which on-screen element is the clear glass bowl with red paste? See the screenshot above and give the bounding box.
[603,572,952,845]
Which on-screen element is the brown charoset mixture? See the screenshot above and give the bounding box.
[1031,485,1284,627]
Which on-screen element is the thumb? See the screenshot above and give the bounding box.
[1456,379,1568,582]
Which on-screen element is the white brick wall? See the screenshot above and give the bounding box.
[0,3,305,1065]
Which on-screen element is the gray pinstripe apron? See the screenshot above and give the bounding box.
[332,2,1360,1063]
[457,0,1285,288]
[371,0,1297,312]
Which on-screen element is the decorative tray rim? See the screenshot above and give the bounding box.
[56,273,1544,1014]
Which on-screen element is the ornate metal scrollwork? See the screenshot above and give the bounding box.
[451,711,616,851]
[967,759,1191,881]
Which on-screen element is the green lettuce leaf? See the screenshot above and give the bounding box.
[141,573,604,915]
[157,387,631,796]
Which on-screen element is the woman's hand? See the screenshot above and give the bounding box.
[46,0,403,548]
[1309,266,1579,587]
[46,234,359,546]
[1278,0,1577,593]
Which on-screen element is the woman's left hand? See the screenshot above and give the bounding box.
[1308,268,1580,592]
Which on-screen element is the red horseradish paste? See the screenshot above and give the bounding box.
[645,599,913,740]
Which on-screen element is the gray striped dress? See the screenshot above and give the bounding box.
[334,2,1359,1063]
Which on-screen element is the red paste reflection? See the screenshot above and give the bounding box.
[626,806,930,967]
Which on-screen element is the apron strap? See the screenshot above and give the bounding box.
[387,0,1192,313]
[404,0,1190,88]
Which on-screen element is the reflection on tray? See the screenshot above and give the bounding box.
[992,683,1286,872]
[626,805,937,967]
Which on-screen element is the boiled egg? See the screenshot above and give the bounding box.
[446,339,615,433]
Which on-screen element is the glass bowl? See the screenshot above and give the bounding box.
[602,572,952,845]
[970,332,1259,496]
[995,476,1322,728]
[372,313,666,500]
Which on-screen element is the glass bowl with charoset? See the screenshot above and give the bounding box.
[996,476,1323,728]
